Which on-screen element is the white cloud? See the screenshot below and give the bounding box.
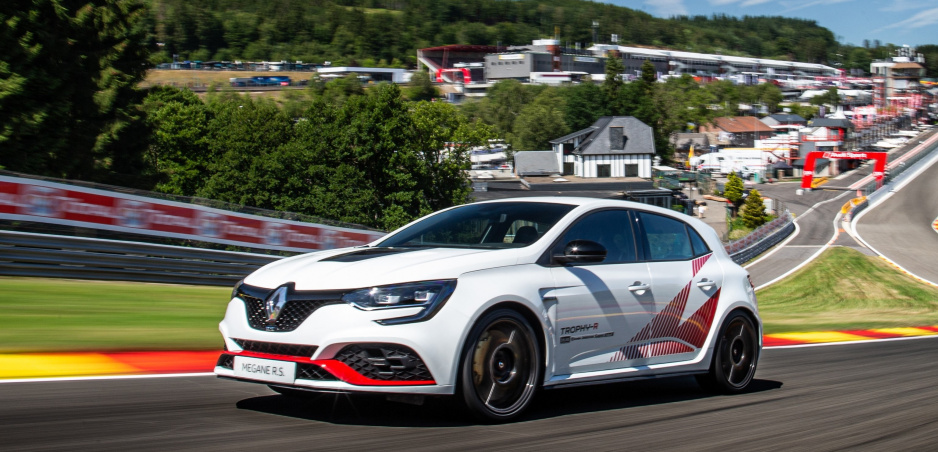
[741,0,773,6]
[876,7,938,31]
[879,1,932,13]
[779,0,854,13]
[708,0,772,6]
[643,0,689,16]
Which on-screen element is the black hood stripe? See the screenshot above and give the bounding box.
[320,247,420,263]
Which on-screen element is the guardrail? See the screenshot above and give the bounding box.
[0,230,281,286]
[849,131,938,219]
[725,205,795,265]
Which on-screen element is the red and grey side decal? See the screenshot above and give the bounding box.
[692,253,711,277]
[610,253,719,362]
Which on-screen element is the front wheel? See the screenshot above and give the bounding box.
[696,311,759,393]
[459,309,541,422]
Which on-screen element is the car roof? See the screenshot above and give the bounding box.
[475,196,665,212]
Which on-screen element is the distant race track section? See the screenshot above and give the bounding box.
[0,175,385,252]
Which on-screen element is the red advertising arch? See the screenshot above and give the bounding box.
[801,151,888,189]
[435,68,471,84]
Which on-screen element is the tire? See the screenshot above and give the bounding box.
[459,309,541,422]
[696,311,759,394]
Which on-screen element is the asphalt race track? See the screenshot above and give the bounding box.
[4,136,938,450]
[746,129,937,287]
[855,155,938,285]
[2,338,937,450]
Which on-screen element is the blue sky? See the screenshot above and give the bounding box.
[604,1,938,47]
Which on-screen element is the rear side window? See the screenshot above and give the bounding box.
[637,212,693,261]
[688,225,711,257]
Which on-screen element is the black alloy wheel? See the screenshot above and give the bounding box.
[696,311,759,393]
[459,309,541,422]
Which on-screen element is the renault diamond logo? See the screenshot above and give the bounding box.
[265,286,290,325]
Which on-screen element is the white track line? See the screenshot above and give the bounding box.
[766,333,938,350]
[752,191,851,291]
[6,336,938,384]
[851,149,938,288]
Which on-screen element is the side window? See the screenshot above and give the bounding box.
[505,220,541,245]
[554,210,637,264]
[688,225,711,257]
[637,212,694,261]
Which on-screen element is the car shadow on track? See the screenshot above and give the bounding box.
[235,377,782,426]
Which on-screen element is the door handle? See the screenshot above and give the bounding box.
[629,282,650,295]
[696,279,716,290]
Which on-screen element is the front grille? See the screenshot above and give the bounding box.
[216,354,234,369]
[232,338,318,358]
[242,296,343,332]
[297,363,338,381]
[335,344,433,382]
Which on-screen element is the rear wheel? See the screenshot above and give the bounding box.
[696,311,759,393]
[459,309,541,422]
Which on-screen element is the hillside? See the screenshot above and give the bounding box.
[150,0,844,68]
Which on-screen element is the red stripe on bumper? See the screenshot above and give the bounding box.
[311,360,435,386]
[224,351,436,386]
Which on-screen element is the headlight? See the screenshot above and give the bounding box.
[231,279,244,299]
[342,280,457,325]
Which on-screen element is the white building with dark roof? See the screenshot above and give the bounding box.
[550,117,655,178]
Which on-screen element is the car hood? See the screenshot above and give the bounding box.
[243,246,525,290]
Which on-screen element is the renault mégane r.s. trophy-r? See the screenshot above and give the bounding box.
[215,197,761,422]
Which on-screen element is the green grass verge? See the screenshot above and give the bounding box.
[3,246,937,352]
[0,278,229,353]
[757,247,938,334]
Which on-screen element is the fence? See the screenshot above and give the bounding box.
[847,130,938,220]
[652,170,714,194]
[725,201,795,265]
[0,230,279,286]
[854,132,938,196]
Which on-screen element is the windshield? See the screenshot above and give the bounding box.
[376,202,576,249]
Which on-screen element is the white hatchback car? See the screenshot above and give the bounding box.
[215,197,761,421]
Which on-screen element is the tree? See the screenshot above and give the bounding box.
[916,45,938,78]
[142,86,211,195]
[410,101,493,211]
[741,188,768,228]
[0,0,152,182]
[558,83,605,132]
[705,80,741,116]
[405,69,439,102]
[811,87,841,111]
[624,60,668,160]
[602,52,627,115]
[510,90,569,151]
[655,75,716,148]
[742,83,784,113]
[196,96,296,209]
[723,172,745,211]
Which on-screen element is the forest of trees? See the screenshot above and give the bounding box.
[2,0,935,230]
[147,0,938,76]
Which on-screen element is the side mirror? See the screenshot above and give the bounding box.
[553,240,606,265]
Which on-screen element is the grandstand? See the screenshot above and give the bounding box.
[417,45,498,83]
[419,41,840,85]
